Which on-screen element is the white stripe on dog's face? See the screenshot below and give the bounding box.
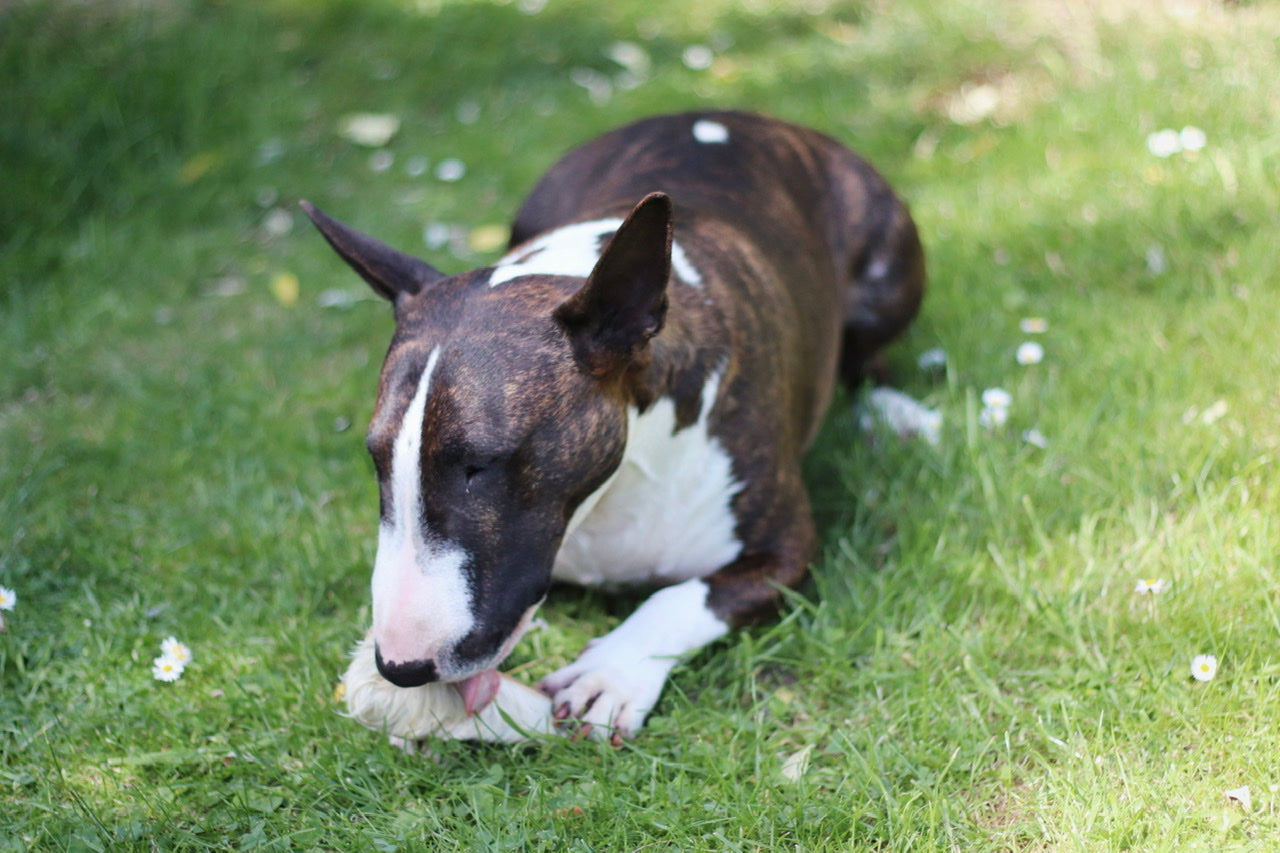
[370,346,475,671]
[490,218,702,288]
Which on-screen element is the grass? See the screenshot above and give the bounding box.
[2,0,1278,848]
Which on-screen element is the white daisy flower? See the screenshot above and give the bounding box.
[681,45,714,71]
[1190,653,1218,682]
[434,158,466,182]
[0,585,15,611]
[1016,341,1044,365]
[1147,128,1182,158]
[160,636,193,665]
[1179,126,1207,152]
[982,388,1012,409]
[1133,578,1170,595]
[1019,317,1048,334]
[1021,428,1048,449]
[368,150,395,174]
[917,347,947,372]
[979,387,1012,429]
[152,654,185,682]
[979,407,1008,429]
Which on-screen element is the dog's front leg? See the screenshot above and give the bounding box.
[540,523,814,743]
[538,578,727,744]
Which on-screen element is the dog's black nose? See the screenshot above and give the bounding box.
[374,646,439,687]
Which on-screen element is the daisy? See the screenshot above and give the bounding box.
[917,347,947,372]
[1022,428,1049,449]
[434,158,466,182]
[160,636,193,665]
[982,387,1012,409]
[0,585,15,610]
[1016,341,1044,365]
[1019,317,1049,334]
[1179,126,1207,152]
[1190,654,1218,682]
[152,654,185,682]
[979,405,1009,429]
[1147,128,1182,158]
[979,387,1011,429]
[1133,578,1170,595]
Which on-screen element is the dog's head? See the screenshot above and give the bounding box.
[303,195,672,688]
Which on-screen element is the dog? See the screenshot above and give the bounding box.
[304,110,924,744]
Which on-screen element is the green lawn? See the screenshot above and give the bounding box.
[2,0,1278,849]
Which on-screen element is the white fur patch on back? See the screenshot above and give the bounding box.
[490,219,622,287]
[554,370,742,586]
[372,346,475,669]
[692,119,730,144]
[489,218,703,289]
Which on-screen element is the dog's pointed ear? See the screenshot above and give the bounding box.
[554,193,672,376]
[300,201,446,302]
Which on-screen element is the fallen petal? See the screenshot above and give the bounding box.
[338,113,400,148]
[1224,785,1252,812]
[780,744,814,782]
[270,272,300,307]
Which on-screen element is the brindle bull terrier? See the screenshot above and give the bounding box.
[303,110,924,743]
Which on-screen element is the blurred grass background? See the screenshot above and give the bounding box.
[2,0,1278,849]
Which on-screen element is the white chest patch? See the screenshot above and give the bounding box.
[553,370,743,587]
[489,218,703,289]
[371,346,476,669]
[692,119,730,144]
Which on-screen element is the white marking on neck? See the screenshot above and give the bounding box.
[489,218,703,289]
[692,119,730,144]
[554,369,742,586]
[372,346,475,670]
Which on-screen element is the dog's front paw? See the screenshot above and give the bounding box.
[539,638,673,745]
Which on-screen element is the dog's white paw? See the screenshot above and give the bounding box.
[539,636,673,744]
[538,579,730,744]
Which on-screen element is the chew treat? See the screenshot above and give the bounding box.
[342,631,554,743]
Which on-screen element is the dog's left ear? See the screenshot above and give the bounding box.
[554,192,672,377]
[300,201,446,303]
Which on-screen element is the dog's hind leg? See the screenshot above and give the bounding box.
[835,184,926,390]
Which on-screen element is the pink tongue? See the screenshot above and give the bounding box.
[454,668,501,716]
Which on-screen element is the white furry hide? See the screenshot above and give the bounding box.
[342,631,554,744]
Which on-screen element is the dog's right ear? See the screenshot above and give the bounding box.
[554,193,672,378]
[300,201,446,302]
